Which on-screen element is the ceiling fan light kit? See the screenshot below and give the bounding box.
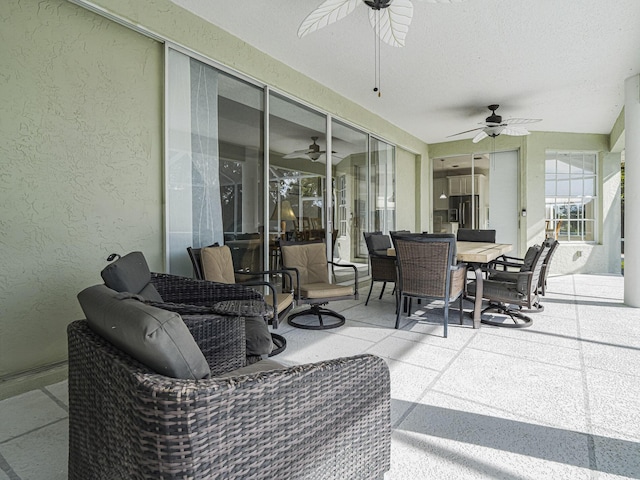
[449,104,542,143]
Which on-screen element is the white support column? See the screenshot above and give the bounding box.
[624,74,640,307]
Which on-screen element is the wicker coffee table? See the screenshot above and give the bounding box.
[212,299,286,356]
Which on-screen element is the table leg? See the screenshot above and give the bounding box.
[471,265,483,329]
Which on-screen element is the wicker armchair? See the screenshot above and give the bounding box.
[68,314,391,479]
[392,234,467,336]
[102,252,275,360]
[363,232,396,306]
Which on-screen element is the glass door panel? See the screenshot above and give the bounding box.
[331,119,370,283]
[268,91,327,254]
[166,48,264,276]
[370,137,396,233]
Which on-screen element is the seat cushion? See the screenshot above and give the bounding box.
[264,292,294,315]
[100,251,163,302]
[300,282,354,299]
[77,284,210,380]
[201,245,236,284]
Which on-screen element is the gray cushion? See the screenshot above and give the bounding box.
[77,285,210,380]
[522,245,541,271]
[244,316,273,356]
[101,251,163,302]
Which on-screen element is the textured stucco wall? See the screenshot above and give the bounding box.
[0,0,163,386]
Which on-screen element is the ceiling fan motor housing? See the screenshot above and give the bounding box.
[364,0,392,10]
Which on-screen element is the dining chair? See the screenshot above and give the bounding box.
[467,240,550,327]
[457,228,496,243]
[392,234,467,337]
[363,232,396,305]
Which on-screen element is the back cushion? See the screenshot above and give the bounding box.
[78,285,210,380]
[281,243,328,285]
[367,234,391,253]
[101,251,163,302]
[201,245,236,284]
[522,245,541,271]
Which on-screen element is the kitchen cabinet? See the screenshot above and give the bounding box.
[447,174,484,196]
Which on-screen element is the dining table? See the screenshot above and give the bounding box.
[386,241,513,328]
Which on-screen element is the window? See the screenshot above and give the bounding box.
[545,151,597,242]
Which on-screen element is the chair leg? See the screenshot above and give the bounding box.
[365,281,374,306]
[480,302,533,328]
[288,304,345,330]
[378,282,386,299]
[395,294,404,329]
[459,295,464,325]
[443,302,449,338]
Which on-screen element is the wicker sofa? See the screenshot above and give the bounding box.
[68,288,391,479]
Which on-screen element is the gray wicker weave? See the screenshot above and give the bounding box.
[68,316,391,479]
[392,234,467,336]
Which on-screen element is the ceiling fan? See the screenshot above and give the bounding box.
[448,105,542,143]
[283,137,335,161]
[298,0,465,48]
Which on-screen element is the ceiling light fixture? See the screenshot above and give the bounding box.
[439,159,447,200]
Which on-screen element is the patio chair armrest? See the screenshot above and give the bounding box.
[328,261,359,295]
[280,266,301,301]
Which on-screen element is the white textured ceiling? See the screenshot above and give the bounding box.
[170,0,640,145]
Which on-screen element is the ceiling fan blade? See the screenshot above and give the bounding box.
[282,149,311,159]
[297,0,361,38]
[502,126,531,137]
[472,130,489,143]
[369,0,413,47]
[503,118,542,125]
[447,126,484,137]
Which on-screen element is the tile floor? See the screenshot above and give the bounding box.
[1,274,639,479]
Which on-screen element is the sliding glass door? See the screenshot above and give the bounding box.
[166,48,264,276]
[166,46,397,280]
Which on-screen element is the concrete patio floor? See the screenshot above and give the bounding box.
[1,274,639,479]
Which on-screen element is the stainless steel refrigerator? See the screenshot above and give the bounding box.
[449,195,479,229]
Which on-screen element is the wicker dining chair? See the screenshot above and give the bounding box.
[68,289,391,480]
[363,231,396,305]
[392,234,467,336]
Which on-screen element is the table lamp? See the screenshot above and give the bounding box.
[271,200,297,238]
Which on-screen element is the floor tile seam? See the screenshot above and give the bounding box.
[573,275,598,475]
[0,451,21,480]
[473,330,582,351]
[391,331,479,430]
[581,363,640,380]
[41,387,68,413]
[385,331,465,354]
[465,345,584,372]
[0,417,67,446]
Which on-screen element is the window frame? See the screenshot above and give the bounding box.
[545,150,598,243]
